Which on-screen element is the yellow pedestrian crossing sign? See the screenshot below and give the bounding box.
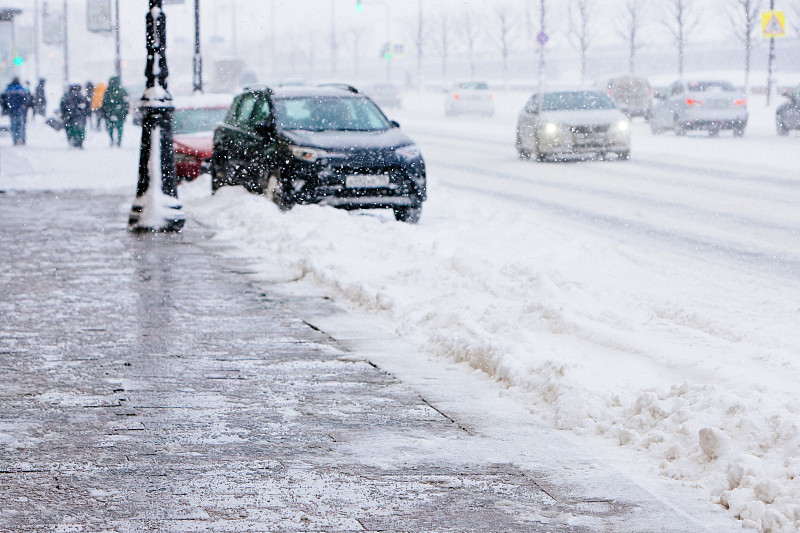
[761,10,786,38]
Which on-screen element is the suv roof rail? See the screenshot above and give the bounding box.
[317,83,360,94]
[242,84,271,92]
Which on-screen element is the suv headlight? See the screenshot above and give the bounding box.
[396,144,422,161]
[540,122,566,138]
[612,119,630,133]
[610,119,631,139]
[290,145,346,163]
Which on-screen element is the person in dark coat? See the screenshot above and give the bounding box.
[1,77,31,145]
[60,84,91,148]
[85,81,96,129]
[101,76,129,147]
[33,79,47,117]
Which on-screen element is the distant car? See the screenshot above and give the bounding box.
[364,82,402,110]
[776,85,800,136]
[211,84,426,223]
[444,81,494,116]
[173,94,231,181]
[648,80,748,136]
[597,75,652,118]
[515,89,631,161]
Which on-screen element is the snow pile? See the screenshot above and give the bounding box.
[184,172,800,532]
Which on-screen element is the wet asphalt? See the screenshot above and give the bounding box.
[0,190,732,532]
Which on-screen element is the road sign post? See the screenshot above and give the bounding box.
[762,7,786,106]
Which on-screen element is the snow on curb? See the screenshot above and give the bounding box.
[184,176,800,532]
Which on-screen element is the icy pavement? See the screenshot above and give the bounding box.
[0,189,739,531]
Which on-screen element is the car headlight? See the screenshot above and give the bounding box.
[396,144,422,160]
[613,119,631,133]
[542,122,560,136]
[290,145,346,163]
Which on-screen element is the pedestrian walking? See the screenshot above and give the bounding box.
[101,76,129,147]
[91,81,107,131]
[60,84,91,148]
[33,79,47,117]
[1,77,32,145]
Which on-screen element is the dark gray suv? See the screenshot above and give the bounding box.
[211,84,426,223]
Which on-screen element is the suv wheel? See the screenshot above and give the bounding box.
[394,204,422,224]
[777,116,789,136]
[264,171,294,211]
[211,154,225,194]
[516,133,531,159]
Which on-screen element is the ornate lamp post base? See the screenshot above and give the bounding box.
[128,0,184,233]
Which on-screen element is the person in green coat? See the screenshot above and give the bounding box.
[101,76,130,147]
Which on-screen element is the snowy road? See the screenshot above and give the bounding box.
[3,89,800,532]
[408,104,800,281]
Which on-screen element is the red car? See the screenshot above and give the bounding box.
[172,95,232,181]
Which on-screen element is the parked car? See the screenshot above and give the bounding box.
[211,84,426,223]
[515,89,631,161]
[776,85,800,136]
[596,75,652,118]
[648,80,748,136]
[172,94,232,181]
[444,81,494,116]
[364,82,402,110]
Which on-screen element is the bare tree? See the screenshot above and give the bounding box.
[569,0,597,84]
[431,12,454,80]
[791,1,800,36]
[728,0,762,94]
[662,0,699,79]
[524,1,536,50]
[459,9,482,77]
[492,4,517,88]
[617,0,648,75]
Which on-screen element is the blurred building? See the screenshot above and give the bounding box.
[0,7,22,87]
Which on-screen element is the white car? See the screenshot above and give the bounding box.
[444,81,494,116]
[515,89,631,161]
[648,80,748,136]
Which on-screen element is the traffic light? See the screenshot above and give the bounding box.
[13,56,23,66]
[355,0,363,12]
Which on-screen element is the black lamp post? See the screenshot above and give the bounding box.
[128,0,184,233]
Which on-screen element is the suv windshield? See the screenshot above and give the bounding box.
[542,91,615,111]
[273,96,390,132]
[687,81,736,93]
[173,108,229,134]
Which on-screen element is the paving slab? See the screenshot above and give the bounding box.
[0,190,737,532]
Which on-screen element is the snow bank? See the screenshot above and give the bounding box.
[183,167,800,532]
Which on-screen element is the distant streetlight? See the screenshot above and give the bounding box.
[193,0,202,92]
[114,0,121,78]
[63,0,69,86]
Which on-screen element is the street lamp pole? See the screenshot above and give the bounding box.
[128,0,184,233]
[330,0,337,76]
[114,0,122,78]
[193,0,202,93]
[63,0,69,86]
[34,0,40,80]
